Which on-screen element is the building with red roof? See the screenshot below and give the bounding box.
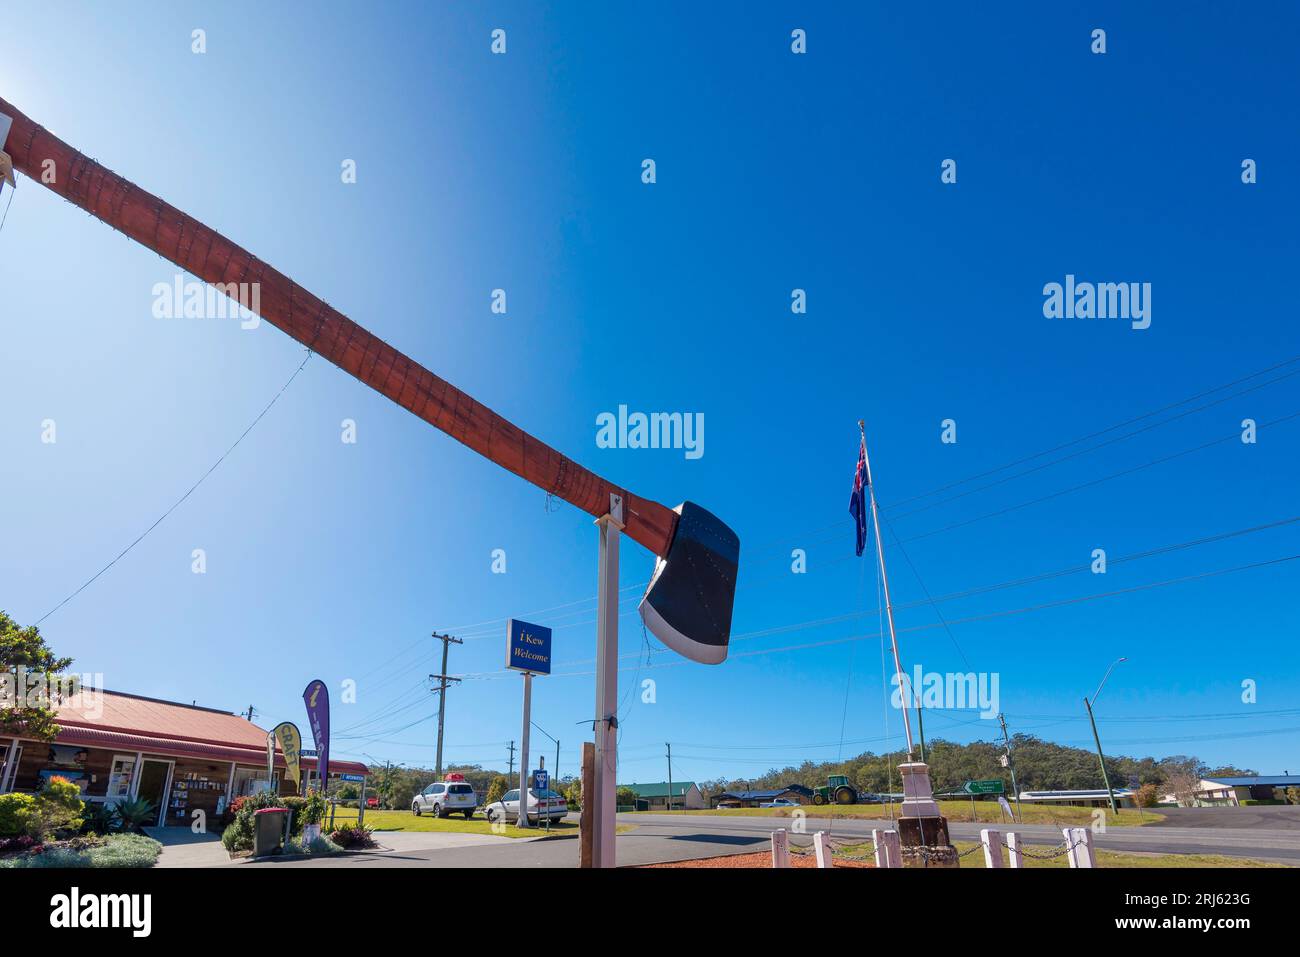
[0,688,367,827]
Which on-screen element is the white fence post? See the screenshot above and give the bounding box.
[813,830,831,868]
[1006,831,1023,868]
[871,828,887,868]
[882,828,902,868]
[771,828,790,868]
[980,828,1004,868]
[1063,826,1097,868]
[1076,827,1097,867]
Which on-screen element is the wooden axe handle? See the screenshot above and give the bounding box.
[0,97,676,558]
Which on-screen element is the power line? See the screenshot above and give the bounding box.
[887,353,1300,510]
[460,552,1300,680]
[33,352,313,626]
[451,513,1300,681]
[898,408,1300,545]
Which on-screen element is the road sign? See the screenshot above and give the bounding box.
[300,749,319,758]
[339,773,365,783]
[963,779,1005,795]
[506,619,553,675]
[533,769,549,793]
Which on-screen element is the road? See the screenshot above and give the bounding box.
[241,809,1300,867]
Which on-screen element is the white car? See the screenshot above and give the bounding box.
[760,798,800,808]
[484,788,568,825]
[412,780,478,818]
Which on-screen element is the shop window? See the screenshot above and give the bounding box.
[105,755,136,801]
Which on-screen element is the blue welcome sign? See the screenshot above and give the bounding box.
[506,618,552,675]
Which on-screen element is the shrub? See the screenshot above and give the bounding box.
[0,794,39,838]
[0,833,160,869]
[83,802,120,834]
[85,833,161,868]
[221,822,246,853]
[221,790,287,852]
[279,796,307,835]
[300,789,327,827]
[36,776,85,837]
[110,796,156,833]
[308,835,342,855]
[328,822,376,849]
[0,834,42,856]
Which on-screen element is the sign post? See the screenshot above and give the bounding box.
[593,493,623,867]
[506,618,552,830]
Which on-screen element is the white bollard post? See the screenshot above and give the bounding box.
[813,830,832,868]
[1064,826,1097,868]
[1075,827,1097,868]
[980,828,1004,868]
[771,828,790,868]
[882,828,902,868]
[1006,831,1024,868]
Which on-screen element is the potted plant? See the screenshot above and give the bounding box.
[300,789,326,843]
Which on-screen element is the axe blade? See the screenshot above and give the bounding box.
[638,501,739,665]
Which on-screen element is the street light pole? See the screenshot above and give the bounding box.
[1085,656,1127,816]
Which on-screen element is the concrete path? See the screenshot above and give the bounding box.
[143,827,232,868]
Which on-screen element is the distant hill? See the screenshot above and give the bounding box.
[697,735,1257,797]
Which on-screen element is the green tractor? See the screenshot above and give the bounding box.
[812,774,858,806]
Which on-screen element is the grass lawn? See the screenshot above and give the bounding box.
[328,808,579,839]
[664,801,1162,828]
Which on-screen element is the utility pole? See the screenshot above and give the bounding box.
[998,712,1022,823]
[666,742,674,812]
[244,705,257,722]
[507,740,516,778]
[1085,695,1119,815]
[429,632,463,779]
[1086,657,1127,816]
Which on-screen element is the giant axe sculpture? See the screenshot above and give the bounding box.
[0,96,739,864]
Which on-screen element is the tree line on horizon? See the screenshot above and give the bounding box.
[694,735,1257,799]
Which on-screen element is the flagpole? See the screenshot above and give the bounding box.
[860,420,915,759]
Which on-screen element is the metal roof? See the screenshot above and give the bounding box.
[622,781,697,798]
[1202,775,1300,787]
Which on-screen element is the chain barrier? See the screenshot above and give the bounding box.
[779,831,1090,866]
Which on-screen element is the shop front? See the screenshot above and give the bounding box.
[0,689,367,826]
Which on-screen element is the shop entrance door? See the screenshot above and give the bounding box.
[134,759,173,827]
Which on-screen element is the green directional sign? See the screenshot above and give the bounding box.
[964,779,1005,795]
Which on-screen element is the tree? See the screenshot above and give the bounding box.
[485,775,509,805]
[1163,768,1204,807]
[1134,783,1159,808]
[0,610,75,742]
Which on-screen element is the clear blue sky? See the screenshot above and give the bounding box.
[3,2,1297,784]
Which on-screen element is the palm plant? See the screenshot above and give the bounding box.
[111,796,157,832]
[84,801,121,834]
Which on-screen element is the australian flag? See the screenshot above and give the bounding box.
[849,437,868,556]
